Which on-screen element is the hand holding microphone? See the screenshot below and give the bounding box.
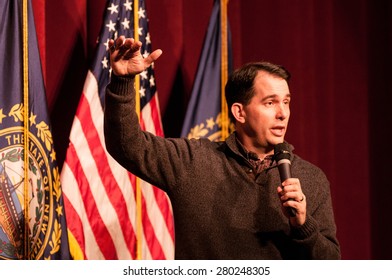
[274,143,306,225]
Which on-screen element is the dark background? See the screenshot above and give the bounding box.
[32,0,392,259]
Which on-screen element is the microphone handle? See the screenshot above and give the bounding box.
[277,162,297,217]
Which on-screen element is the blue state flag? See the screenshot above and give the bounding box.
[181,0,233,141]
[0,0,70,259]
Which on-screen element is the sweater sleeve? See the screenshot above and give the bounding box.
[288,161,341,259]
[104,74,193,193]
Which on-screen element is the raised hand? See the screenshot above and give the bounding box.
[108,35,162,76]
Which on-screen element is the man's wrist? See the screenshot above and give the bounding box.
[108,74,135,96]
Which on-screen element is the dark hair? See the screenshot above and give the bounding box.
[225,61,291,123]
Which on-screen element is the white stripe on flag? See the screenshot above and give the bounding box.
[141,180,175,259]
[70,116,132,259]
[84,71,139,238]
[61,163,105,259]
[141,101,157,135]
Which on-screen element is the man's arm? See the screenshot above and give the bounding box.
[288,164,341,259]
[104,37,194,192]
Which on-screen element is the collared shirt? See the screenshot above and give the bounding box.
[235,136,274,177]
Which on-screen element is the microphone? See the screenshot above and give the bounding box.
[274,142,296,217]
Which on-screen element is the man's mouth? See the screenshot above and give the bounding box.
[271,126,285,137]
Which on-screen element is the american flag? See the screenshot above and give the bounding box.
[60,0,174,260]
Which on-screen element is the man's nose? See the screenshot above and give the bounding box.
[276,103,289,120]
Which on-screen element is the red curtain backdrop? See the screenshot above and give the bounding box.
[32,0,392,260]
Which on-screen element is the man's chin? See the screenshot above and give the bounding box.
[270,138,285,146]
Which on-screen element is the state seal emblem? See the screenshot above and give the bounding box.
[0,103,63,259]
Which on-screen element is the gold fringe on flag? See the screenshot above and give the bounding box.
[220,0,230,140]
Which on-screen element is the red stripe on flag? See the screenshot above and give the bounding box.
[63,191,87,259]
[144,95,175,243]
[141,96,175,244]
[77,92,137,258]
[65,143,118,259]
[132,99,174,258]
[141,194,166,259]
[149,94,164,137]
[139,114,146,131]
[151,186,175,242]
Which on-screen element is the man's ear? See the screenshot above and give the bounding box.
[231,103,245,123]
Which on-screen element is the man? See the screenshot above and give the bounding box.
[104,36,340,259]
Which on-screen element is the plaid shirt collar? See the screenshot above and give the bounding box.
[235,136,274,174]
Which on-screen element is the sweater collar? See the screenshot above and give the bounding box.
[225,132,295,163]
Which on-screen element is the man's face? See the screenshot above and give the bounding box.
[241,71,291,152]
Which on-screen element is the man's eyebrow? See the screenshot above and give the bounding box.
[261,93,291,101]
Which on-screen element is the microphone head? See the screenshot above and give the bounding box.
[274,142,291,161]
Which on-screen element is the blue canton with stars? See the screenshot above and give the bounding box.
[92,0,157,109]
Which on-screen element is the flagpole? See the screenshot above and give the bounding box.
[22,0,30,259]
[133,0,143,260]
[220,0,229,140]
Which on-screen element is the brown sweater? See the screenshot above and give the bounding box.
[104,75,341,259]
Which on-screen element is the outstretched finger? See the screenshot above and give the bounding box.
[144,49,163,66]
